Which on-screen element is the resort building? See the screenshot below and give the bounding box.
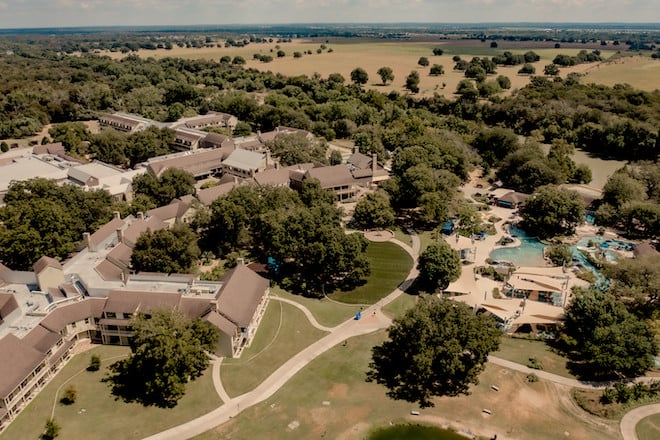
[98,113,157,133]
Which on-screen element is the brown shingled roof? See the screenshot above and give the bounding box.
[306,165,355,189]
[123,216,168,247]
[89,217,125,249]
[216,265,269,328]
[203,310,237,336]
[103,290,182,315]
[0,334,45,399]
[40,299,105,333]
[22,325,62,353]
[33,256,62,274]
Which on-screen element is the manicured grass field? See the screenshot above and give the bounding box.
[636,413,660,440]
[494,336,574,379]
[220,300,328,397]
[196,330,619,440]
[382,292,418,319]
[271,286,356,327]
[330,241,413,304]
[0,345,221,440]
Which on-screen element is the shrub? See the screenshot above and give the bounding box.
[527,357,544,370]
[492,287,501,299]
[60,385,77,405]
[43,418,61,440]
[526,373,539,382]
[87,354,101,371]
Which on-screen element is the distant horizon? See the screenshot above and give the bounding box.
[1,21,659,34]
[0,0,658,30]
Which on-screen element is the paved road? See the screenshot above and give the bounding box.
[620,404,660,440]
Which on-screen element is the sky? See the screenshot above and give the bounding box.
[0,0,658,29]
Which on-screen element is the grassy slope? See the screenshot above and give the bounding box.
[1,345,221,440]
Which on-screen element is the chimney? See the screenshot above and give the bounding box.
[233,176,239,184]
[113,211,121,220]
[137,212,144,220]
[116,228,124,244]
[372,153,378,174]
[83,232,93,251]
[236,257,245,266]
[275,158,280,170]
[353,146,358,154]
[265,149,272,167]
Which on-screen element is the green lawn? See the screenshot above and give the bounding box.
[196,330,617,440]
[493,336,575,379]
[391,226,413,247]
[220,300,328,397]
[330,241,413,304]
[636,413,660,440]
[271,286,356,328]
[1,345,221,440]
[382,292,418,319]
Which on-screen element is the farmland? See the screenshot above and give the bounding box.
[102,38,658,98]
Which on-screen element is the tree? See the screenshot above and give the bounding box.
[546,244,572,267]
[131,224,200,274]
[418,56,430,67]
[429,64,444,76]
[544,63,560,76]
[496,75,511,89]
[104,308,219,408]
[561,289,657,380]
[265,132,327,166]
[604,255,660,319]
[132,168,195,207]
[43,418,61,440]
[367,296,500,408]
[329,149,343,165]
[232,56,246,65]
[521,185,584,239]
[87,354,101,371]
[455,79,478,101]
[602,172,647,208]
[518,63,536,75]
[0,141,8,152]
[405,71,420,93]
[472,126,519,167]
[376,66,394,85]
[432,48,444,56]
[353,191,395,230]
[417,241,461,291]
[350,67,369,86]
[0,179,114,270]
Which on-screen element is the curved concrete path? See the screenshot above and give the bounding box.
[269,296,334,332]
[144,230,420,440]
[620,404,660,440]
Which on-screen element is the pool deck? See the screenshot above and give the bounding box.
[449,176,611,331]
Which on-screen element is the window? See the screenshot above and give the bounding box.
[105,312,116,319]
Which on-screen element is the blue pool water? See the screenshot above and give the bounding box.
[489,226,636,290]
[489,226,547,267]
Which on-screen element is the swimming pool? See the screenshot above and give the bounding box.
[489,225,547,267]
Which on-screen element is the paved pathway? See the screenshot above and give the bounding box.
[144,231,420,440]
[269,296,333,332]
[620,404,660,440]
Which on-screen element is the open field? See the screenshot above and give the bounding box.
[494,336,574,379]
[584,55,660,91]
[0,345,221,440]
[329,241,413,304]
[220,300,328,397]
[97,38,655,98]
[637,413,660,440]
[196,330,620,440]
